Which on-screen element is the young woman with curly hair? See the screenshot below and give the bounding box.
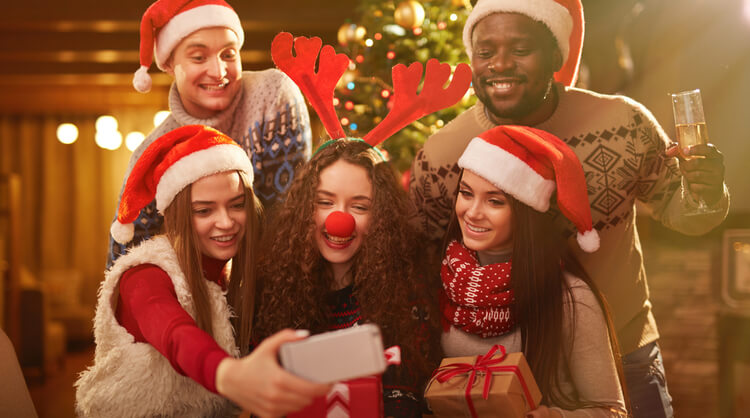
[438,125,628,417]
[253,139,442,417]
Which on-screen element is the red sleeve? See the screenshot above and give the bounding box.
[116,264,230,394]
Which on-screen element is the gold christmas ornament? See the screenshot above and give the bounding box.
[394,1,425,29]
[337,23,367,46]
[451,0,468,7]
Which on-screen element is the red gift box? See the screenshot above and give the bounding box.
[287,346,400,418]
[288,376,383,418]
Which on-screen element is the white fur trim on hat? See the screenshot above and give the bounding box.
[576,229,600,253]
[154,4,244,70]
[133,65,152,93]
[463,0,572,60]
[458,137,556,212]
[154,144,254,212]
[111,220,135,244]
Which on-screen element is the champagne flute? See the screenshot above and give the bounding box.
[670,88,719,215]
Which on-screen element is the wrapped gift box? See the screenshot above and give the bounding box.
[424,345,542,418]
[288,376,383,418]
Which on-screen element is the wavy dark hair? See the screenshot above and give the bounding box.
[254,139,441,382]
[443,169,628,411]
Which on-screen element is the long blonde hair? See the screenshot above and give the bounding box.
[163,170,262,355]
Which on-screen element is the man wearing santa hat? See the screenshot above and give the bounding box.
[410,1,729,416]
[107,0,312,266]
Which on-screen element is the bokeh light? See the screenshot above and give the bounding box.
[153,110,170,127]
[56,123,78,144]
[125,132,146,152]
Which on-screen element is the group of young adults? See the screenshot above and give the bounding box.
[75,0,729,417]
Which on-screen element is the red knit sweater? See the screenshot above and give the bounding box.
[115,255,230,394]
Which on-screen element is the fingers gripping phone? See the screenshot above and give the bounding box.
[279,324,387,383]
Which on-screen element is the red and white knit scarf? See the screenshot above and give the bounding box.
[441,240,515,338]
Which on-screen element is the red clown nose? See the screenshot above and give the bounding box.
[324,211,356,238]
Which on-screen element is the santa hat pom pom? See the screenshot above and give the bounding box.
[111,220,135,244]
[577,229,600,253]
[133,65,152,93]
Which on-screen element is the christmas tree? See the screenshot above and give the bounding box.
[333,0,476,173]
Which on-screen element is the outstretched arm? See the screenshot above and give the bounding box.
[215,329,332,417]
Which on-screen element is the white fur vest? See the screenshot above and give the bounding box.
[75,236,240,418]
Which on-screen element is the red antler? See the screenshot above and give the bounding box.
[271,32,349,140]
[363,59,472,146]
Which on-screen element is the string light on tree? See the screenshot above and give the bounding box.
[333,0,475,172]
[337,23,367,46]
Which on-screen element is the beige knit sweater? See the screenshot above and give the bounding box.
[411,84,729,354]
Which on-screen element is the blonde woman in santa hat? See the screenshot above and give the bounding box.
[439,125,628,417]
[76,125,330,418]
[107,0,313,268]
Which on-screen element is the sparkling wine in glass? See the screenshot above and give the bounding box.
[670,89,719,215]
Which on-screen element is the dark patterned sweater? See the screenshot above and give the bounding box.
[410,84,729,354]
[327,285,422,418]
[107,69,311,266]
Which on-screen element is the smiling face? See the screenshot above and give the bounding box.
[164,27,242,119]
[470,13,561,124]
[190,171,247,260]
[313,159,373,280]
[455,170,514,253]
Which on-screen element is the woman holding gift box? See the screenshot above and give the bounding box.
[76,125,330,418]
[439,125,628,417]
[252,32,473,417]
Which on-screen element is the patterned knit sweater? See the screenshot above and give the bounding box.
[107,69,311,266]
[410,84,729,354]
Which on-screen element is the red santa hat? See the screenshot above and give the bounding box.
[133,0,245,93]
[110,124,253,244]
[463,0,584,87]
[457,125,599,252]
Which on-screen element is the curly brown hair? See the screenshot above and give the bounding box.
[254,139,441,382]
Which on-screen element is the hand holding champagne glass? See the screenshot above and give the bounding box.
[670,89,721,215]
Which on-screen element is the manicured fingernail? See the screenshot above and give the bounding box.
[295,329,310,338]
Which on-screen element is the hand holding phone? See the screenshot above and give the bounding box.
[279,324,386,383]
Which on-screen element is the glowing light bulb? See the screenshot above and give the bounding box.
[153,110,170,127]
[95,130,123,150]
[125,132,145,151]
[95,115,118,132]
[56,123,78,144]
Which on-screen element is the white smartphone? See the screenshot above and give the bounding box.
[279,324,386,383]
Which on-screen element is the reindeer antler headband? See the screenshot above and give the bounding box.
[271,32,473,152]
